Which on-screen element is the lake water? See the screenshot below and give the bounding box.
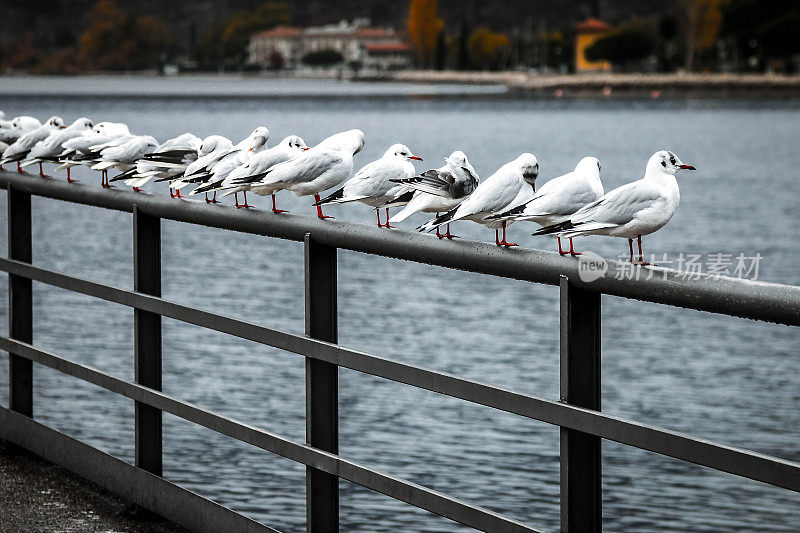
[0,76,799,532]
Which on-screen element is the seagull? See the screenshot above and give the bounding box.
[110,133,201,191]
[1,116,65,174]
[164,135,234,199]
[198,135,309,212]
[488,156,604,255]
[0,116,41,145]
[172,127,269,206]
[57,122,132,180]
[21,118,94,180]
[419,153,539,246]
[313,143,422,227]
[533,150,695,264]
[253,129,365,219]
[387,150,479,238]
[90,135,159,188]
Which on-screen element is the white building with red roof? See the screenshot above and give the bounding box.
[248,19,412,71]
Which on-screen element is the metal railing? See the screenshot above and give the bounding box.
[1,170,799,533]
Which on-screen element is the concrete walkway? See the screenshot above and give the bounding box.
[0,440,189,533]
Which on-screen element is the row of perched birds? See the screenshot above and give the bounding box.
[0,112,696,264]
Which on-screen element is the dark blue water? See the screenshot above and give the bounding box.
[0,78,799,532]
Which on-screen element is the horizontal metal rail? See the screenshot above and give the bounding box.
[0,336,542,533]
[0,406,277,533]
[2,172,799,326]
[1,257,799,492]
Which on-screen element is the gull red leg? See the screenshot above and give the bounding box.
[314,194,334,219]
[435,213,444,238]
[17,162,28,174]
[375,208,383,228]
[234,192,243,208]
[271,194,286,214]
[39,162,50,178]
[133,187,143,192]
[174,187,183,198]
[495,228,501,245]
[557,236,568,255]
[66,167,78,183]
[241,191,253,208]
[632,235,651,266]
[384,208,395,229]
[497,221,518,247]
[628,238,634,262]
[568,238,581,257]
[444,223,458,239]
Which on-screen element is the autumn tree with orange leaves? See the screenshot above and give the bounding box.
[407,0,444,67]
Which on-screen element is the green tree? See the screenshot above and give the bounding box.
[468,28,511,70]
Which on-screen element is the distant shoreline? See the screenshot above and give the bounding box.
[1,71,799,98]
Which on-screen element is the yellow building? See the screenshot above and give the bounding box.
[575,18,612,73]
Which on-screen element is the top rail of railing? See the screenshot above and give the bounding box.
[2,171,799,327]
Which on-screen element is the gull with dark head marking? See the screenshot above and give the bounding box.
[533,150,695,264]
[0,116,41,145]
[387,150,479,238]
[314,143,421,227]
[418,153,539,246]
[488,156,604,255]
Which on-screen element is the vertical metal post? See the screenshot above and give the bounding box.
[304,233,338,533]
[8,186,32,417]
[560,275,601,532]
[133,205,162,476]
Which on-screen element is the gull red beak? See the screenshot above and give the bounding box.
[248,148,252,152]
[303,147,310,150]
[410,156,422,161]
[679,164,696,170]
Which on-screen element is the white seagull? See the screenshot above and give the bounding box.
[198,135,309,212]
[533,150,695,264]
[0,116,41,145]
[57,122,132,178]
[165,135,234,198]
[110,133,202,191]
[21,117,94,180]
[314,143,422,227]
[173,127,269,206]
[387,150,479,238]
[91,135,159,188]
[1,116,65,174]
[419,153,539,246]
[253,129,365,219]
[488,156,604,255]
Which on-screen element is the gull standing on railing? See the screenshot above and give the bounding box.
[171,127,268,205]
[387,150,479,238]
[313,143,422,228]
[90,135,159,189]
[115,133,202,191]
[57,122,132,182]
[0,115,41,145]
[164,135,233,199]
[533,150,695,264]
[250,129,365,219]
[199,135,309,212]
[418,153,539,246]
[487,156,604,255]
[20,118,94,180]
[1,116,65,174]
